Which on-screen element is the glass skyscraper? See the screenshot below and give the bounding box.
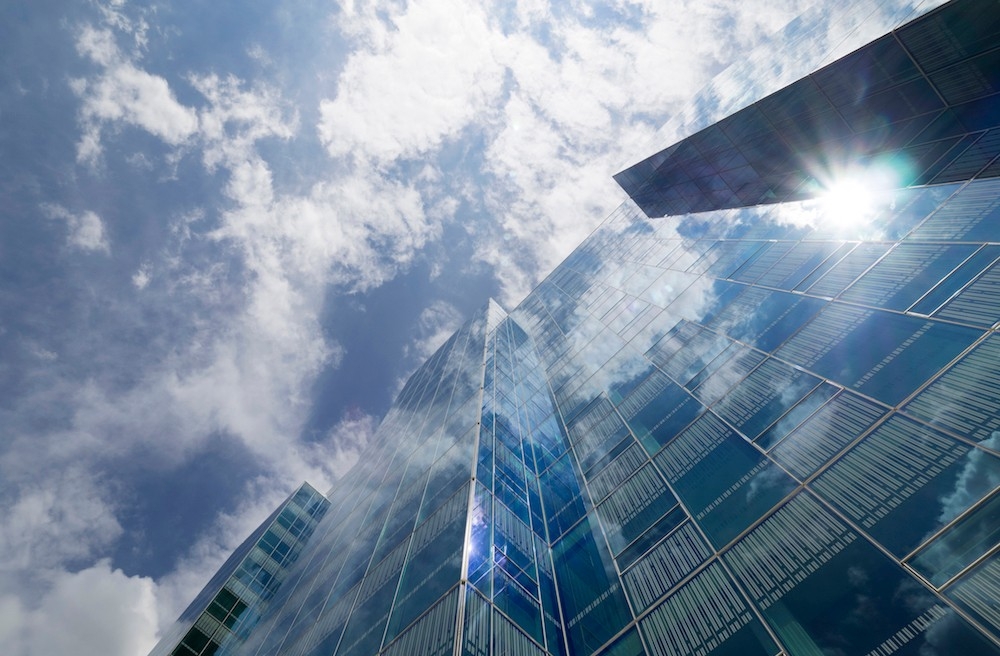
[151,0,1000,654]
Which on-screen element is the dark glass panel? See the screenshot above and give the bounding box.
[615,506,690,573]
[813,415,1000,557]
[381,588,458,656]
[596,463,678,554]
[932,128,1000,183]
[493,500,536,579]
[713,357,822,441]
[945,553,1000,641]
[909,246,1000,315]
[622,521,712,615]
[207,601,229,623]
[540,455,586,540]
[655,412,796,547]
[741,131,794,178]
[585,435,639,485]
[468,484,492,596]
[180,628,210,653]
[718,104,773,143]
[622,378,704,455]
[638,562,777,656]
[336,537,409,656]
[493,565,543,644]
[935,259,1000,327]
[687,343,765,406]
[812,33,920,105]
[911,489,1000,587]
[840,243,978,310]
[897,0,1000,73]
[909,177,1000,242]
[954,89,1000,133]
[804,243,890,299]
[875,183,959,241]
[775,305,978,405]
[755,382,840,452]
[791,242,854,291]
[904,135,966,186]
[904,335,1000,445]
[689,123,735,158]
[724,492,1000,655]
[838,75,944,133]
[551,518,632,655]
[596,627,646,656]
[757,76,830,126]
[917,133,979,184]
[645,321,725,382]
[461,586,492,656]
[754,242,842,290]
[384,485,469,644]
[731,241,795,285]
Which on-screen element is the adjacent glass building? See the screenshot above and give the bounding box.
[151,483,331,656]
[151,0,1000,654]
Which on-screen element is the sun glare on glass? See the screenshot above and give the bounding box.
[816,162,903,232]
[822,177,876,222]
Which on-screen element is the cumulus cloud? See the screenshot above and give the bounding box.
[132,263,151,289]
[0,468,121,573]
[319,0,505,162]
[71,26,198,164]
[53,8,437,478]
[0,561,158,656]
[190,73,298,172]
[41,203,111,253]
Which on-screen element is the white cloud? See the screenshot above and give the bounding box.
[28,344,58,362]
[3,561,158,656]
[44,21,446,521]
[72,26,198,164]
[190,73,298,172]
[132,263,151,289]
[58,14,435,481]
[319,0,506,162]
[0,468,121,573]
[41,204,111,253]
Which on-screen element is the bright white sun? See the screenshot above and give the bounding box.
[816,162,903,233]
[821,177,877,225]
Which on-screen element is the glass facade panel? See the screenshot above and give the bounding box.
[910,489,1000,586]
[638,562,777,656]
[723,492,997,654]
[812,415,1000,556]
[946,554,1000,640]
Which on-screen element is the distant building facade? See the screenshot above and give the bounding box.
[150,483,330,656]
[151,1,1000,654]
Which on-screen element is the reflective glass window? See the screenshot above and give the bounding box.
[812,415,1000,557]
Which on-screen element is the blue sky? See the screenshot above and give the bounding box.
[0,0,938,653]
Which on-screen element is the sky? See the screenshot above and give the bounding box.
[0,0,940,653]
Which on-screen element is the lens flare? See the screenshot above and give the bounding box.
[815,160,905,234]
[822,177,877,225]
